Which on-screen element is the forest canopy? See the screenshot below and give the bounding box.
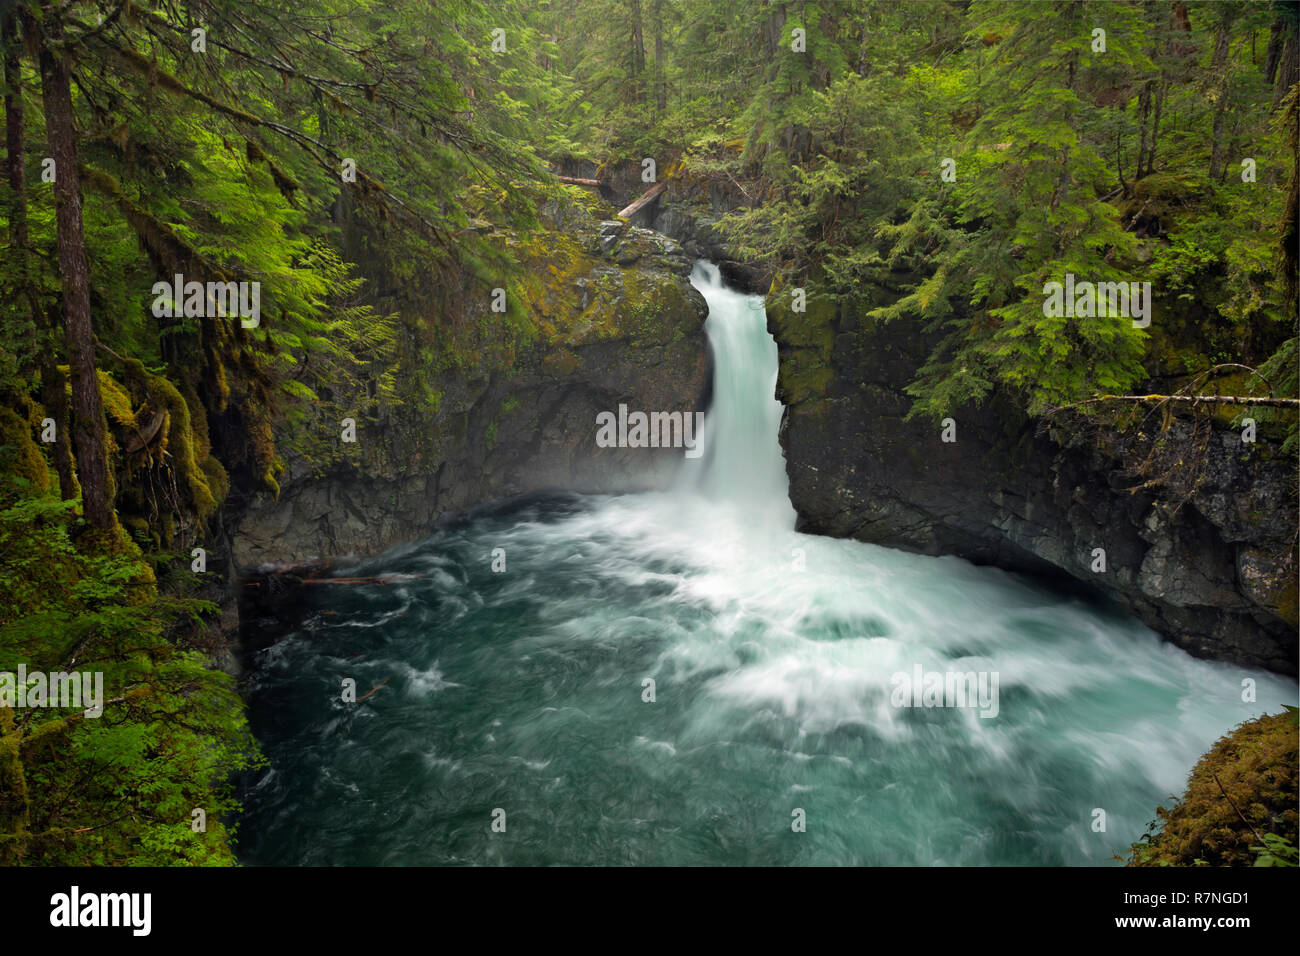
[1,0,1297,866]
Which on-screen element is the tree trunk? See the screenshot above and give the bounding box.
[1264,16,1285,85]
[1273,25,1299,112]
[5,14,77,502]
[1134,80,1149,182]
[1207,11,1232,181]
[1147,80,1165,176]
[629,0,645,103]
[653,0,665,112]
[35,12,114,528]
[1279,89,1298,317]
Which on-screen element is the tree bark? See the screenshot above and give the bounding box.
[653,0,665,112]
[1264,16,1285,85]
[35,11,114,528]
[1135,80,1150,182]
[1207,11,1233,182]
[1273,24,1299,112]
[628,0,646,103]
[1147,80,1165,176]
[5,15,78,502]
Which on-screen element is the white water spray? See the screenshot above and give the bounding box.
[241,264,1297,867]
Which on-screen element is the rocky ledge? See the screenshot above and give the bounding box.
[225,198,709,569]
[769,289,1298,675]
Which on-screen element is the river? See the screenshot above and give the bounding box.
[237,262,1294,865]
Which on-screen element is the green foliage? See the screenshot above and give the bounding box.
[1251,830,1298,867]
[515,0,1296,430]
[0,490,261,865]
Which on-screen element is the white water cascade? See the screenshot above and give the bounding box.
[240,263,1296,866]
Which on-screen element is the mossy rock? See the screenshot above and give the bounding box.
[1127,710,1298,866]
[542,349,582,377]
[766,276,836,357]
[779,349,835,404]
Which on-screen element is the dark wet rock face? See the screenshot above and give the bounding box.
[226,198,709,569]
[770,295,1298,675]
[228,164,1295,676]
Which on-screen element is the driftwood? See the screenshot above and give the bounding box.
[617,180,667,218]
[299,573,423,586]
[356,678,390,703]
[124,408,167,453]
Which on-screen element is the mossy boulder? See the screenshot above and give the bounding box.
[1127,710,1298,866]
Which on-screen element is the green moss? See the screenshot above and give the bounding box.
[201,455,229,507]
[95,371,137,428]
[780,351,835,404]
[1127,711,1298,867]
[148,374,218,519]
[766,273,838,408]
[0,707,29,864]
[542,349,582,377]
[0,407,51,498]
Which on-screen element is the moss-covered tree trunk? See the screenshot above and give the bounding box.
[5,12,77,502]
[0,707,30,865]
[34,10,113,528]
[1207,9,1233,182]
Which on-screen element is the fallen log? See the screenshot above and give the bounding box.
[558,175,602,186]
[300,573,424,586]
[617,180,667,219]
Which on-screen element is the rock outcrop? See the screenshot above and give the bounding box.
[225,198,709,569]
[768,288,1298,675]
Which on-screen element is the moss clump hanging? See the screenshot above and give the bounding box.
[0,707,30,865]
[115,358,221,520]
[240,397,282,497]
[0,406,51,497]
[1127,710,1298,866]
[95,370,137,429]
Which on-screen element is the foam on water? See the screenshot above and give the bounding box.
[238,263,1296,866]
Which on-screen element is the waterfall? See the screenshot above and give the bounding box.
[239,265,1296,867]
[681,261,797,530]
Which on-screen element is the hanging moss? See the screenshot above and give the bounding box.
[201,454,229,505]
[180,381,213,463]
[110,357,220,520]
[0,407,52,497]
[240,399,282,497]
[149,375,218,519]
[94,371,138,429]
